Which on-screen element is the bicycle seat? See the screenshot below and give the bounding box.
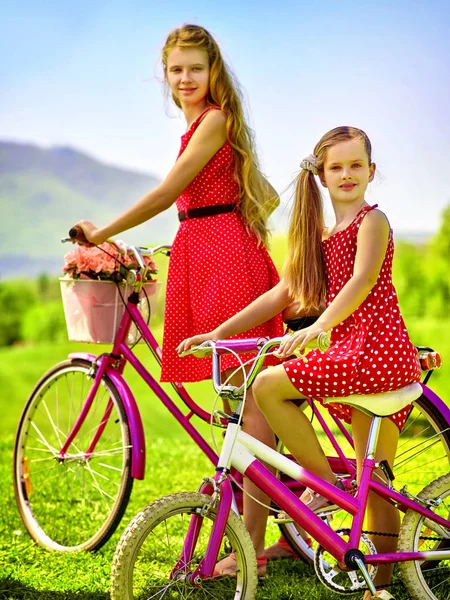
[322,382,422,417]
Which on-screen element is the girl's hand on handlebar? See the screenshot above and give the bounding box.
[177,331,218,355]
[278,324,326,358]
[70,221,106,246]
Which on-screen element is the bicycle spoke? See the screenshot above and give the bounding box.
[29,422,59,454]
[396,451,447,476]
[86,447,132,458]
[83,463,116,506]
[430,574,450,592]
[41,399,64,448]
[97,462,126,472]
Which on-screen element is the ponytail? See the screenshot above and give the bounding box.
[284,170,325,312]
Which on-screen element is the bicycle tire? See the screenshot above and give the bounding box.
[398,472,450,600]
[13,358,133,552]
[277,393,450,565]
[111,492,258,600]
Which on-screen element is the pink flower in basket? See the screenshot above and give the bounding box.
[63,242,157,282]
[61,243,159,343]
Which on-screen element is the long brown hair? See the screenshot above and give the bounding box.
[161,24,277,245]
[284,126,373,311]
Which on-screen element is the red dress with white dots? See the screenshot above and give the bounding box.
[161,107,283,382]
[284,205,421,430]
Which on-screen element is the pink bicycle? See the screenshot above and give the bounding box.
[13,236,295,553]
[110,336,450,600]
[13,237,449,571]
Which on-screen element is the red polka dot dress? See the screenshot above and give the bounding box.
[161,107,283,382]
[284,205,421,430]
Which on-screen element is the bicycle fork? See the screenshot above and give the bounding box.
[59,359,109,459]
[173,413,243,582]
[171,474,234,582]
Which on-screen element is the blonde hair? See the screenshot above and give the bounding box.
[161,24,277,245]
[285,126,373,311]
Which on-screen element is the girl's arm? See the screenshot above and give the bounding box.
[77,109,228,244]
[176,278,291,353]
[279,209,390,356]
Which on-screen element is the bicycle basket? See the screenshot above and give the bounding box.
[59,278,160,344]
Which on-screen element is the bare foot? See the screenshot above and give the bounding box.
[214,553,267,577]
[362,591,394,600]
[214,554,239,577]
[265,535,309,561]
[265,540,297,560]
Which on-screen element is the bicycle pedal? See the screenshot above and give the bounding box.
[317,510,334,521]
[273,512,293,524]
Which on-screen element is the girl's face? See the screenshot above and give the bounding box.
[166,47,210,109]
[320,139,375,204]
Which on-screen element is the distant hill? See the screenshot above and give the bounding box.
[0,140,433,279]
[0,141,178,278]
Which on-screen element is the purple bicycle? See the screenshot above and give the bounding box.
[13,237,449,571]
[110,336,450,600]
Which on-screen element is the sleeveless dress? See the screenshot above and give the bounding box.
[161,107,283,382]
[284,205,421,430]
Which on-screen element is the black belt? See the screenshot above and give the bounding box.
[178,203,237,222]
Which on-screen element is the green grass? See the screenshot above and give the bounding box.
[1,317,450,599]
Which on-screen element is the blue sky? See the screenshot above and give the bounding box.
[2,0,450,233]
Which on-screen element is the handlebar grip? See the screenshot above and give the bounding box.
[295,332,330,353]
[68,225,94,246]
[313,331,330,352]
[69,227,80,239]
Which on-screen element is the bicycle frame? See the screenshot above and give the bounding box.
[57,288,450,493]
[55,286,361,484]
[172,337,450,585]
[59,297,220,480]
[185,414,450,582]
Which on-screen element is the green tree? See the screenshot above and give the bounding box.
[393,241,428,318]
[426,204,450,318]
[0,279,38,346]
[20,300,67,343]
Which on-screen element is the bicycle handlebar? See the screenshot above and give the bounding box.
[62,228,172,262]
[182,332,330,397]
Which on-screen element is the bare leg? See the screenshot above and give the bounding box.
[252,365,337,561]
[215,366,274,575]
[352,409,400,599]
[253,365,336,483]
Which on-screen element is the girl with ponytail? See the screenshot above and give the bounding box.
[180,126,421,594]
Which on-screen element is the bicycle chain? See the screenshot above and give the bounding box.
[361,529,449,541]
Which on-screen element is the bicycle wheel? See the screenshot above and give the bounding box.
[111,492,258,600]
[398,472,450,600]
[277,394,450,565]
[13,358,133,552]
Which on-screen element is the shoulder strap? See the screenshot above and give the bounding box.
[188,105,221,133]
[355,203,392,240]
[354,204,378,226]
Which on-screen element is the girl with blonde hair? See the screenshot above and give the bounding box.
[74,23,283,577]
[179,126,421,596]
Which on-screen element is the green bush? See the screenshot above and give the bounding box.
[20,300,67,343]
[0,279,38,346]
[393,241,428,317]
